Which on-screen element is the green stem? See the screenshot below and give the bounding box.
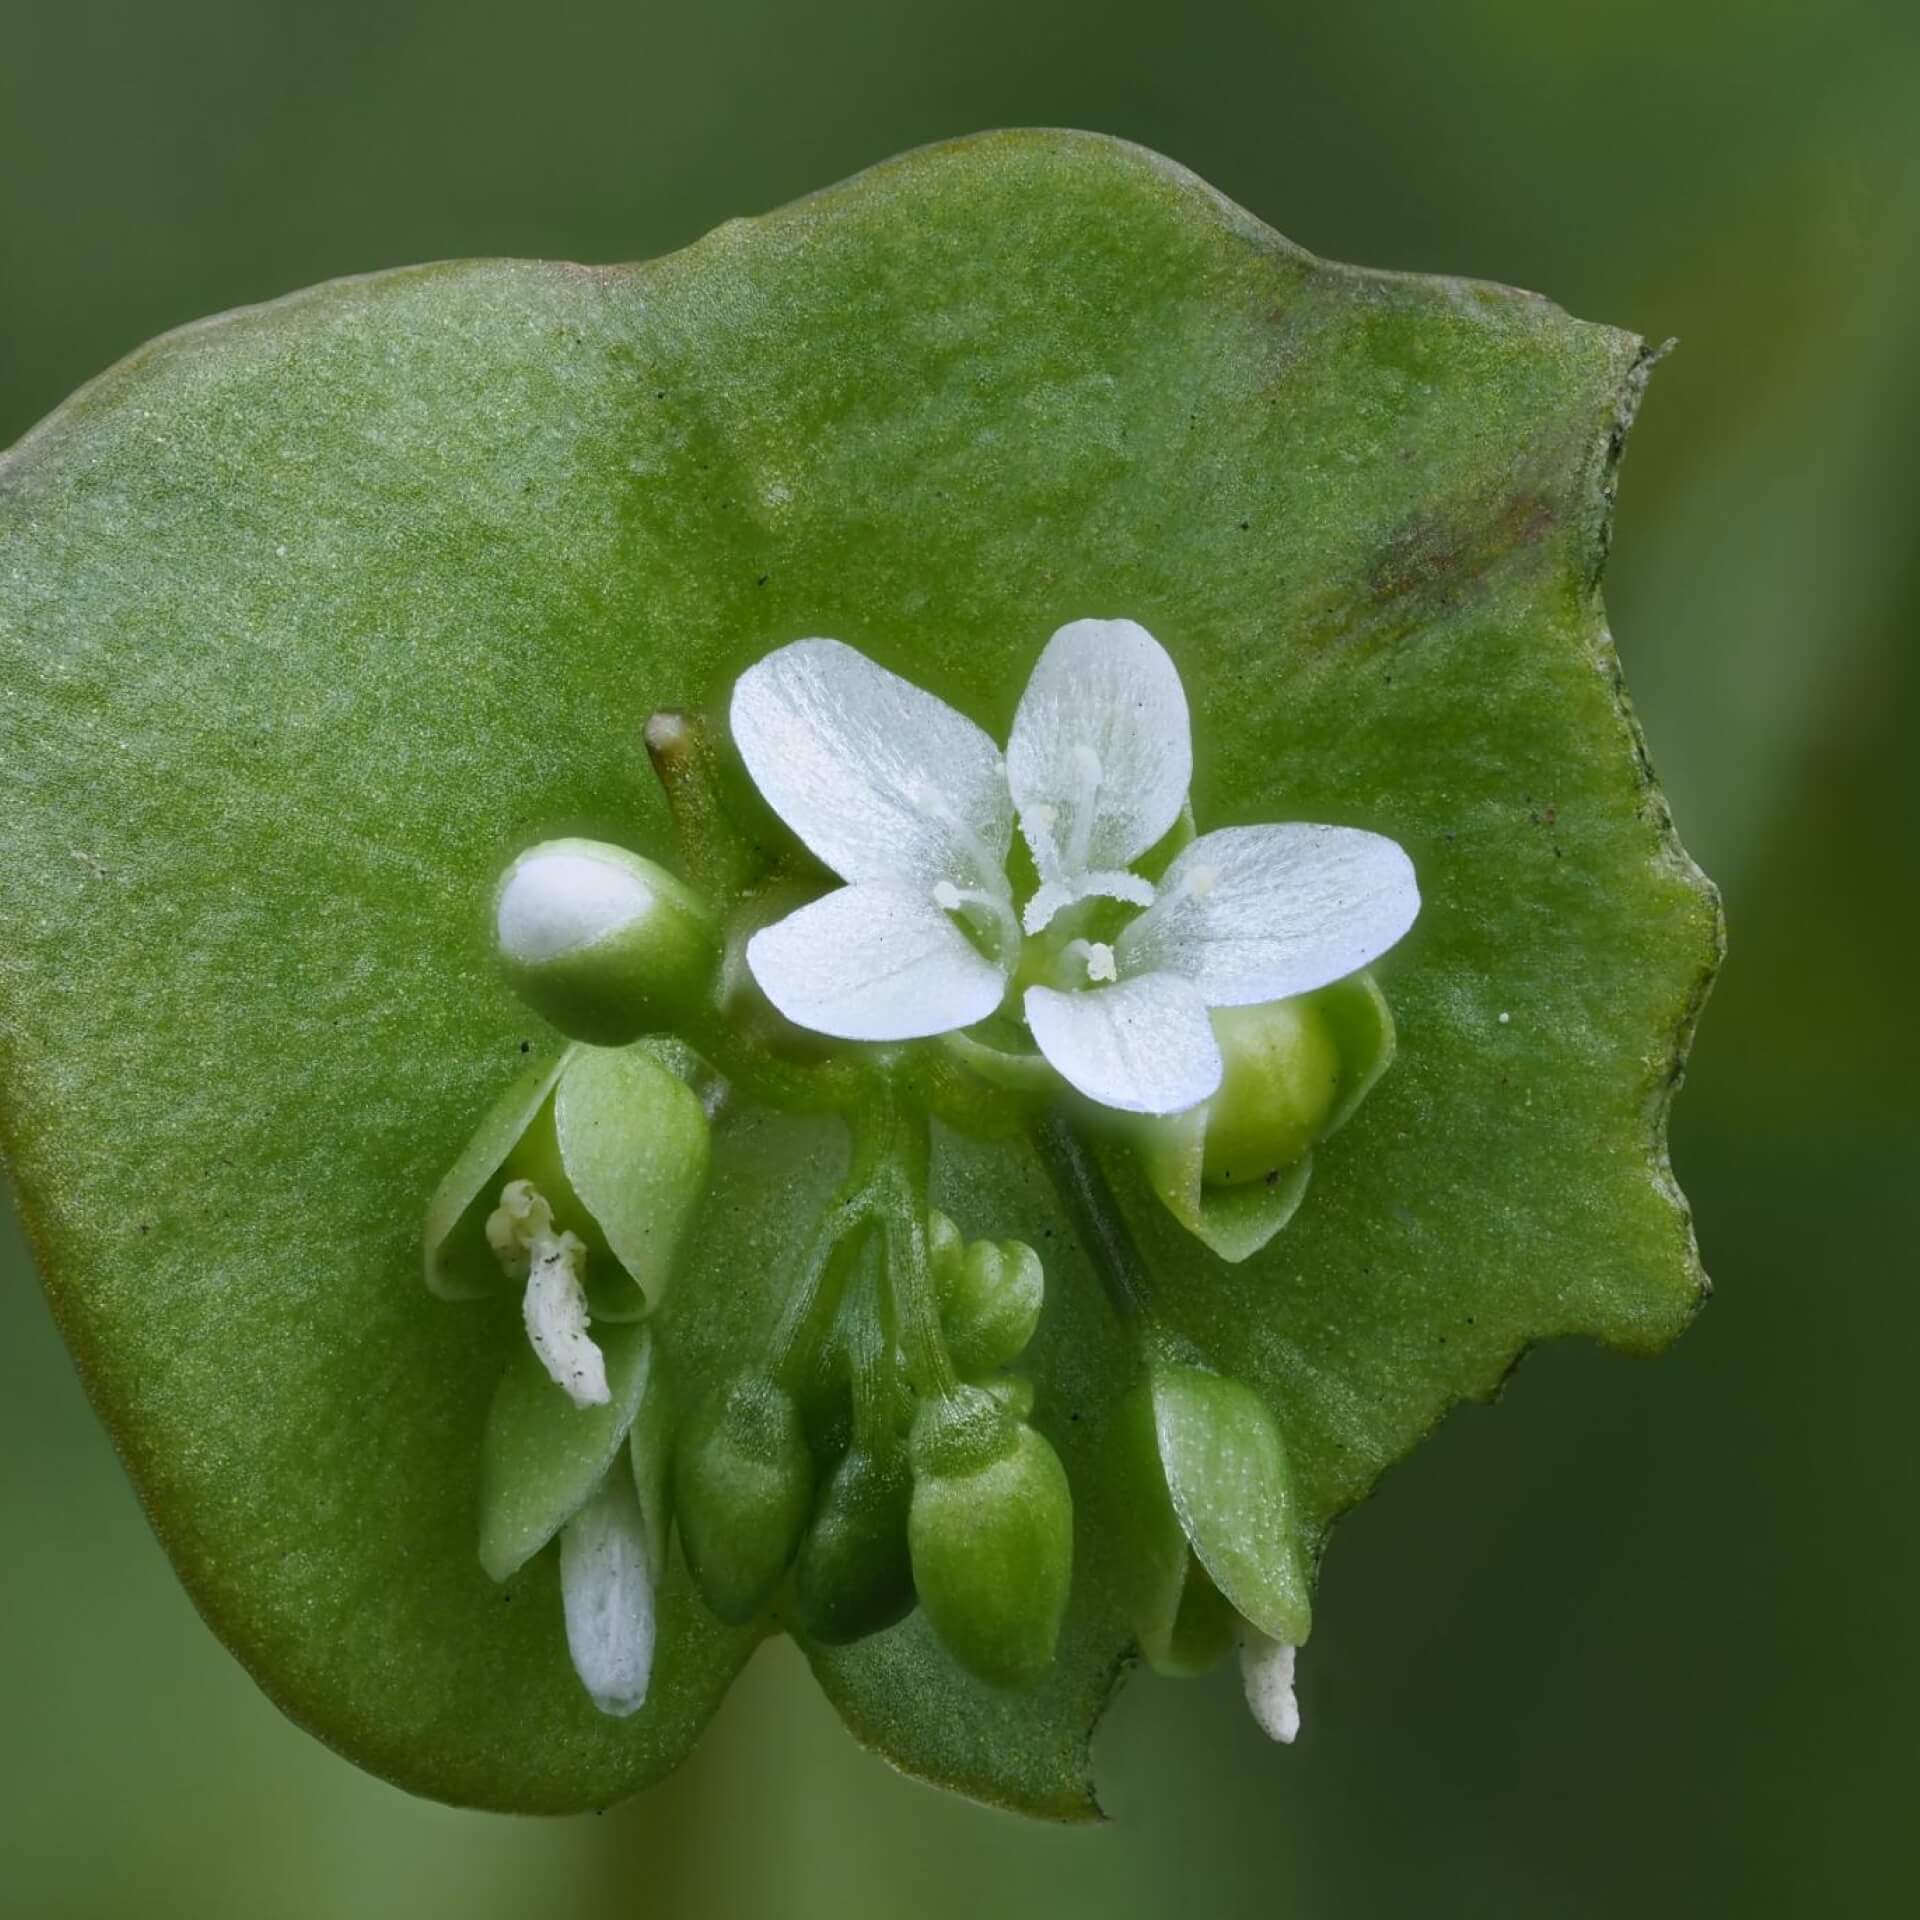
[768,1198,873,1391]
[1031,1108,1151,1327]
[844,1256,893,1450]
[876,1098,959,1402]
[643,708,770,904]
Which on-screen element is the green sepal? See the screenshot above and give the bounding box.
[1106,1376,1199,1671]
[1130,971,1393,1264]
[538,1038,710,1317]
[426,1038,709,1318]
[907,1420,1074,1690]
[674,1375,814,1625]
[1148,1361,1311,1647]
[1163,1562,1240,1676]
[1134,1109,1315,1266]
[421,1048,571,1301]
[628,1336,675,1579]
[908,1382,1019,1479]
[791,1443,917,1648]
[940,1023,1064,1100]
[478,1322,657,1582]
[1314,970,1398,1139]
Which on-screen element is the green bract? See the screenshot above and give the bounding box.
[0,129,1719,1817]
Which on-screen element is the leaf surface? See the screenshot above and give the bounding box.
[0,130,1718,1814]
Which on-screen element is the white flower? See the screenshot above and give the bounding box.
[729,619,1420,1117]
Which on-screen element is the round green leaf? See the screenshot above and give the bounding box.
[0,129,1718,1816]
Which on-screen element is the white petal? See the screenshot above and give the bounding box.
[747,882,1008,1042]
[1007,618,1192,879]
[1118,824,1419,1007]
[730,638,1013,890]
[522,1233,610,1409]
[1240,1634,1301,1744]
[1024,971,1221,1116]
[495,840,651,966]
[559,1469,656,1718]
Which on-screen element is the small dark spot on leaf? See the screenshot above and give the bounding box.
[518,1040,531,1054]
[756,574,769,587]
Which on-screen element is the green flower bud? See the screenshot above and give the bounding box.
[1199,998,1341,1188]
[791,1443,916,1646]
[1134,972,1396,1263]
[423,1039,710,1320]
[929,1213,1044,1378]
[675,1375,814,1625]
[495,837,717,1046]
[908,1388,1073,1689]
[1108,1361,1311,1675]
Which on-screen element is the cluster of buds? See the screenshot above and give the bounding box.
[420,620,1415,1734]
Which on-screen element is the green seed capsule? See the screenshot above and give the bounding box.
[908,1390,1073,1689]
[1199,998,1341,1188]
[495,837,718,1046]
[791,1444,916,1646]
[674,1375,814,1625]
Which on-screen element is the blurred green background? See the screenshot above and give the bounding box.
[3,2,1916,1914]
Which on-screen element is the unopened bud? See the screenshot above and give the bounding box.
[675,1375,814,1625]
[495,837,717,1045]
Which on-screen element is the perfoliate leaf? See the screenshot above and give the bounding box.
[0,129,1719,1815]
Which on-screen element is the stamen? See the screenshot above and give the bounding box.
[1185,863,1221,899]
[1084,941,1118,984]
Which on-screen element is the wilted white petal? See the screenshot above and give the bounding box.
[1007,618,1192,883]
[522,1231,610,1409]
[747,882,1008,1042]
[1118,824,1419,1007]
[1024,970,1221,1115]
[1240,1634,1301,1744]
[559,1469,656,1717]
[731,638,1013,891]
